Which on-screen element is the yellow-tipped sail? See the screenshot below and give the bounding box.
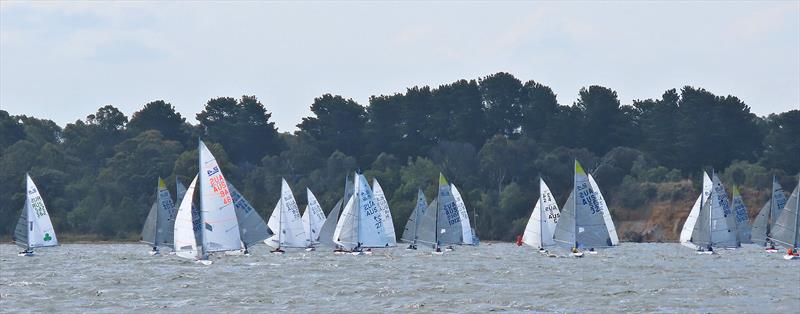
[439,173,448,186]
[158,177,166,189]
[575,160,585,175]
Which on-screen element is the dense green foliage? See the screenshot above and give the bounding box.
[1,72,798,241]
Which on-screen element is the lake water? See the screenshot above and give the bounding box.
[0,243,798,313]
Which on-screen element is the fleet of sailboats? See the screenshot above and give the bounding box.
[12,140,798,262]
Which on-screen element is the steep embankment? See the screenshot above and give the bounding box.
[613,180,769,243]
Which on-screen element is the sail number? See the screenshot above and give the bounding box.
[29,195,47,218]
[209,175,232,205]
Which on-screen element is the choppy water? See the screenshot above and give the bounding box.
[0,243,798,313]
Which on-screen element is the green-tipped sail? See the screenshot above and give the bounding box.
[731,185,752,244]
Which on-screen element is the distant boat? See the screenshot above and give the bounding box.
[680,172,712,249]
[333,173,391,253]
[522,178,560,253]
[588,174,619,246]
[194,140,243,260]
[318,174,354,249]
[228,181,272,254]
[451,183,477,245]
[173,175,211,265]
[372,179,397,246]
[401,189,428,250]
[266,178,308,253]
[751,176,787,249]
[553,160,612,256]
[416,173,463,254]
[686,172,740,253]
[768,176,799,260]
[730,185,752,244]
[302,188,326,249]
[13,174,59,256]
[141,178,177,255]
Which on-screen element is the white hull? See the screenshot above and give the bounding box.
[765,249,779,253]
[432,251,444,255]
[148,250,159,256]
[783,255,800,260]
[696,251,715,255]
[18,252,34,257]
[195,259,213,265]
[572,252,584,258]
[305,247,315,252]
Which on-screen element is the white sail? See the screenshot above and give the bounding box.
[451,184,475,245]
[731,186,752,244]
[372,179,397,246]
[177,178,203,248]
[588,174,618,246]
[709,173,740,248]
[436,174,463,246]
[174,175,201,260]
[266,179,308,248]
[770,180,799,249]
[333,195,358,250]
[13,174,58,249]
[357,174,389,247]
[198,140,242,252]
[319,175,355,247]
[680,172,712,248]
[302,188,327,245]
[522,178,560,248]
[401,189,428,244]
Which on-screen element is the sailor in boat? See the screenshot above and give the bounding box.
[446,245,455,251]
[407,243,417,250]
[434,243,442,253]
[270,245,285,254]
[588,248,596,254]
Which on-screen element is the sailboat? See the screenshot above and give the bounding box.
[173,175,211,265]
[451,183,477,245]
[173,140,243,263]
[686,172,740,254]
[553,161,611,257]
[140,178,177,255]
[372,179,397,246]
[588,174,619,247]
[229,181,272,254]
[13,174,59,256]
[302,188,327,251]
[731,185,752,244]
[401,189,428,250]
[768,176,799,260]
[415,173,463,254]
[266,178,308,254]
[522,178,560,256]
[318,174,354,251]
[332,173,390,255]
[680,172,713,249]
[751,176,787,252]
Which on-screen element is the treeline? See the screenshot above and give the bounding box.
[1,72,798,241]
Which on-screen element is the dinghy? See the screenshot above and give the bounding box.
[416,173,463,254]
[302,188,327,251]
[229,181,272,255]
[731,185,752,244]
[768,177,799,261]
[13,174,59,256]
[522,178,560,255]
[553,161,612,257]
[332,173,391,254]
[680,172,713,249]
[173,175,211,265]
[140,178,177,255]
[401,189,428,250]
[194,140,243,261]
[752,176,787,252]
[266,178,308,254]
[686,172,739,254]
[372,179,397,246]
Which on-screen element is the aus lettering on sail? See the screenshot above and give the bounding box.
[207,167,232,205]
[443,202,460,225]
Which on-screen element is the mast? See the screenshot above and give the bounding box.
[709,169,714,247]
[414,188,421,245]
[573,161,578,249]
[435,174,441,249]
[768,175,775,241]
[356,173,361,250]
[539,177,544,248]
[795,175,799,248]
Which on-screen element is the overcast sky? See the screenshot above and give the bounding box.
[1,1,798,132]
